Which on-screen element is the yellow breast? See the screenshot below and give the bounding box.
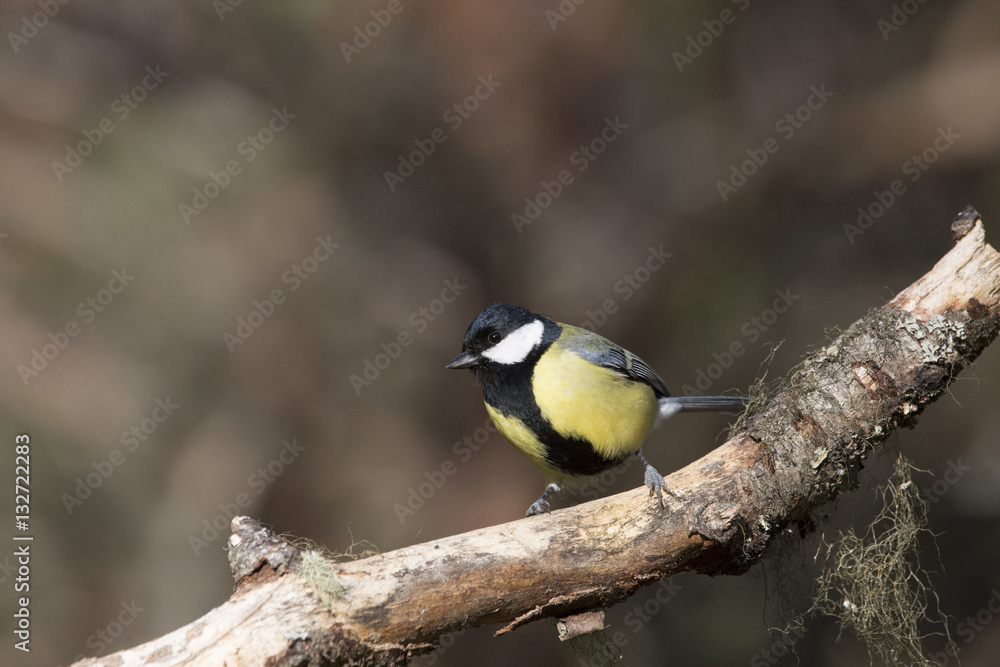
[484,404,564,482]
[532,344,658,460]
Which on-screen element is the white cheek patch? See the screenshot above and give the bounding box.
[483,320,545,365]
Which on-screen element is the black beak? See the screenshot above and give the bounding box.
[445,351,480,369]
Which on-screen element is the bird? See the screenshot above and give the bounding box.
[446,303,748,516]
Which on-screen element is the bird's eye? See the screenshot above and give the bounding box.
[488,331,503,345]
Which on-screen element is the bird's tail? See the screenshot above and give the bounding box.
[657,395,749,422]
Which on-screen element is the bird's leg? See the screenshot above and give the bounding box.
[526,482,561,516]
[637,450,675,508]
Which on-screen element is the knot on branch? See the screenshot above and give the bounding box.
[228,515,302,585]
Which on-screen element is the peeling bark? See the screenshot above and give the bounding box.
[77,210,1000,667]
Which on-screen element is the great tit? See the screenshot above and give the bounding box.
[446,303,749,516]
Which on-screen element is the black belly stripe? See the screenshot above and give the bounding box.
[538,425,632,476]
[473,336,629,477]
[486,396,629,476]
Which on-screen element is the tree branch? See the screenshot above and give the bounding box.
[77,208,1000,667]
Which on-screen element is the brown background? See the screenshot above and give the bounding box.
[2,1,999,665]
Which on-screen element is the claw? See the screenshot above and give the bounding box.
[525,482,560,517]
[637,450,674,509]
[644,466,668,507]
[526,498,551,516]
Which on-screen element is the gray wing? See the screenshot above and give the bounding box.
[558,324,670,397]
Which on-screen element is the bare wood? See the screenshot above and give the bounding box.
[77,209,1000,667]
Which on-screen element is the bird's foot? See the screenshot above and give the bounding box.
[638,450,675,509]
[526,498,551,516]
[525,483,560,517]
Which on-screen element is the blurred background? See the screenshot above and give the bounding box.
[1,1,999,665]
